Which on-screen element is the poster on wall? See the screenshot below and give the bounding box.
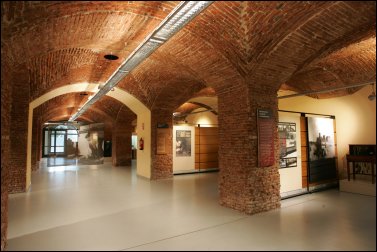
[176,130,191,157]
[307,117,336,183]
[278,122,297,168]
[307,117,335,160]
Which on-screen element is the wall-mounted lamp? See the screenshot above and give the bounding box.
[368,84,376,101]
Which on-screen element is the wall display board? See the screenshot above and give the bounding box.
[307,117,337,183]
[156,128,169,155]
[278,122,297,168]
[176,130,192,157]
[78,123,104,165]
[173,125,195,172]
[257,109,275,167]
[278,112,302,195]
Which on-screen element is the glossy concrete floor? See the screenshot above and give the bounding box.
[7,159,376,251]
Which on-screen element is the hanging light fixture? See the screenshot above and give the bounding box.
[368,84,376,101]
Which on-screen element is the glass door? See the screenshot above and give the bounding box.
[43,129,67,156]
[54,130,66,155]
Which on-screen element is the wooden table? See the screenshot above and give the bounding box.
[346,155,376,184]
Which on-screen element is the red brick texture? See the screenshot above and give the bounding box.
[31,116,41,171]
[9,69,30,193]
[1,55,12,251]
[1,1,376,250]
[151,110,173,180]
[112,106,137,166]
[112,123,133,167]
[217,82,281,214]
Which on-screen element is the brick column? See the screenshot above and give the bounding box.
[37,122,43,162]
[218,82,280,215]
[31,114,39,171]
[151,109,173,180]
[1,60,11,250]
[9,69,30,193]
[112,122,133,166]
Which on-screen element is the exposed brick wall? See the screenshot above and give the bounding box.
[217,82,280,214]
[0,1,374,249]
[31,114,39,171]
[112,123,133,166]
[37,123,43,162]
[112,106,137,166]
[9,68,30,193]
[1,55,11,251]
[151,110,173,180]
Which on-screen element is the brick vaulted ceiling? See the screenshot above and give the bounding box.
[1,1,376,123]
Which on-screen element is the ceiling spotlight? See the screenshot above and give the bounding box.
[104,54,119,61]
[368,84,376,101]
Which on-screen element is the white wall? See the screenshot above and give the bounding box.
[278,112,302,193]
[173,125,195,172]
[279,85,376,178]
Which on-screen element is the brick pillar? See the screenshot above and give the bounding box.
[218,82,280,215]
[37,123,43,162]
[151,109,173,180]
[112,122,133,166]
[1,59,11,250]
[31,114,39,171]
[9,69,30,193]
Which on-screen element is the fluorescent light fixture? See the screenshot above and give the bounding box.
[68,1,213,122]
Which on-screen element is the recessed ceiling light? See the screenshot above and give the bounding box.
[104,54,119,60]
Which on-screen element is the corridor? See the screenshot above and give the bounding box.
[7,159,376,251]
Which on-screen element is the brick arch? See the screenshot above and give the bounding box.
[41,106,115,125]
[2,2,179,65]
[3,2,248,106]
[244,2,376,90]
[26,84,152,190]
[2,1,177,37]
[27,48,99,99]
[286,36,376,98]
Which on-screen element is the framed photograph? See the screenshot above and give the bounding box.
[307,117,335,161]
[278,122,297,168]
[176,130,191,157]
[280,157,297,169]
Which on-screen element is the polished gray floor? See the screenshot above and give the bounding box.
[7,159,376,251]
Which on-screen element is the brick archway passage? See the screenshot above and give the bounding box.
[27,84,151,190]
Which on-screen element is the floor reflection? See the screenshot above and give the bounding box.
[47,157,78,167]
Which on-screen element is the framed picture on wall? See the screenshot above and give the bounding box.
[280,157,297,168]
[176,130,191,157]
[307,116,337,183]
[278,122,297,168]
